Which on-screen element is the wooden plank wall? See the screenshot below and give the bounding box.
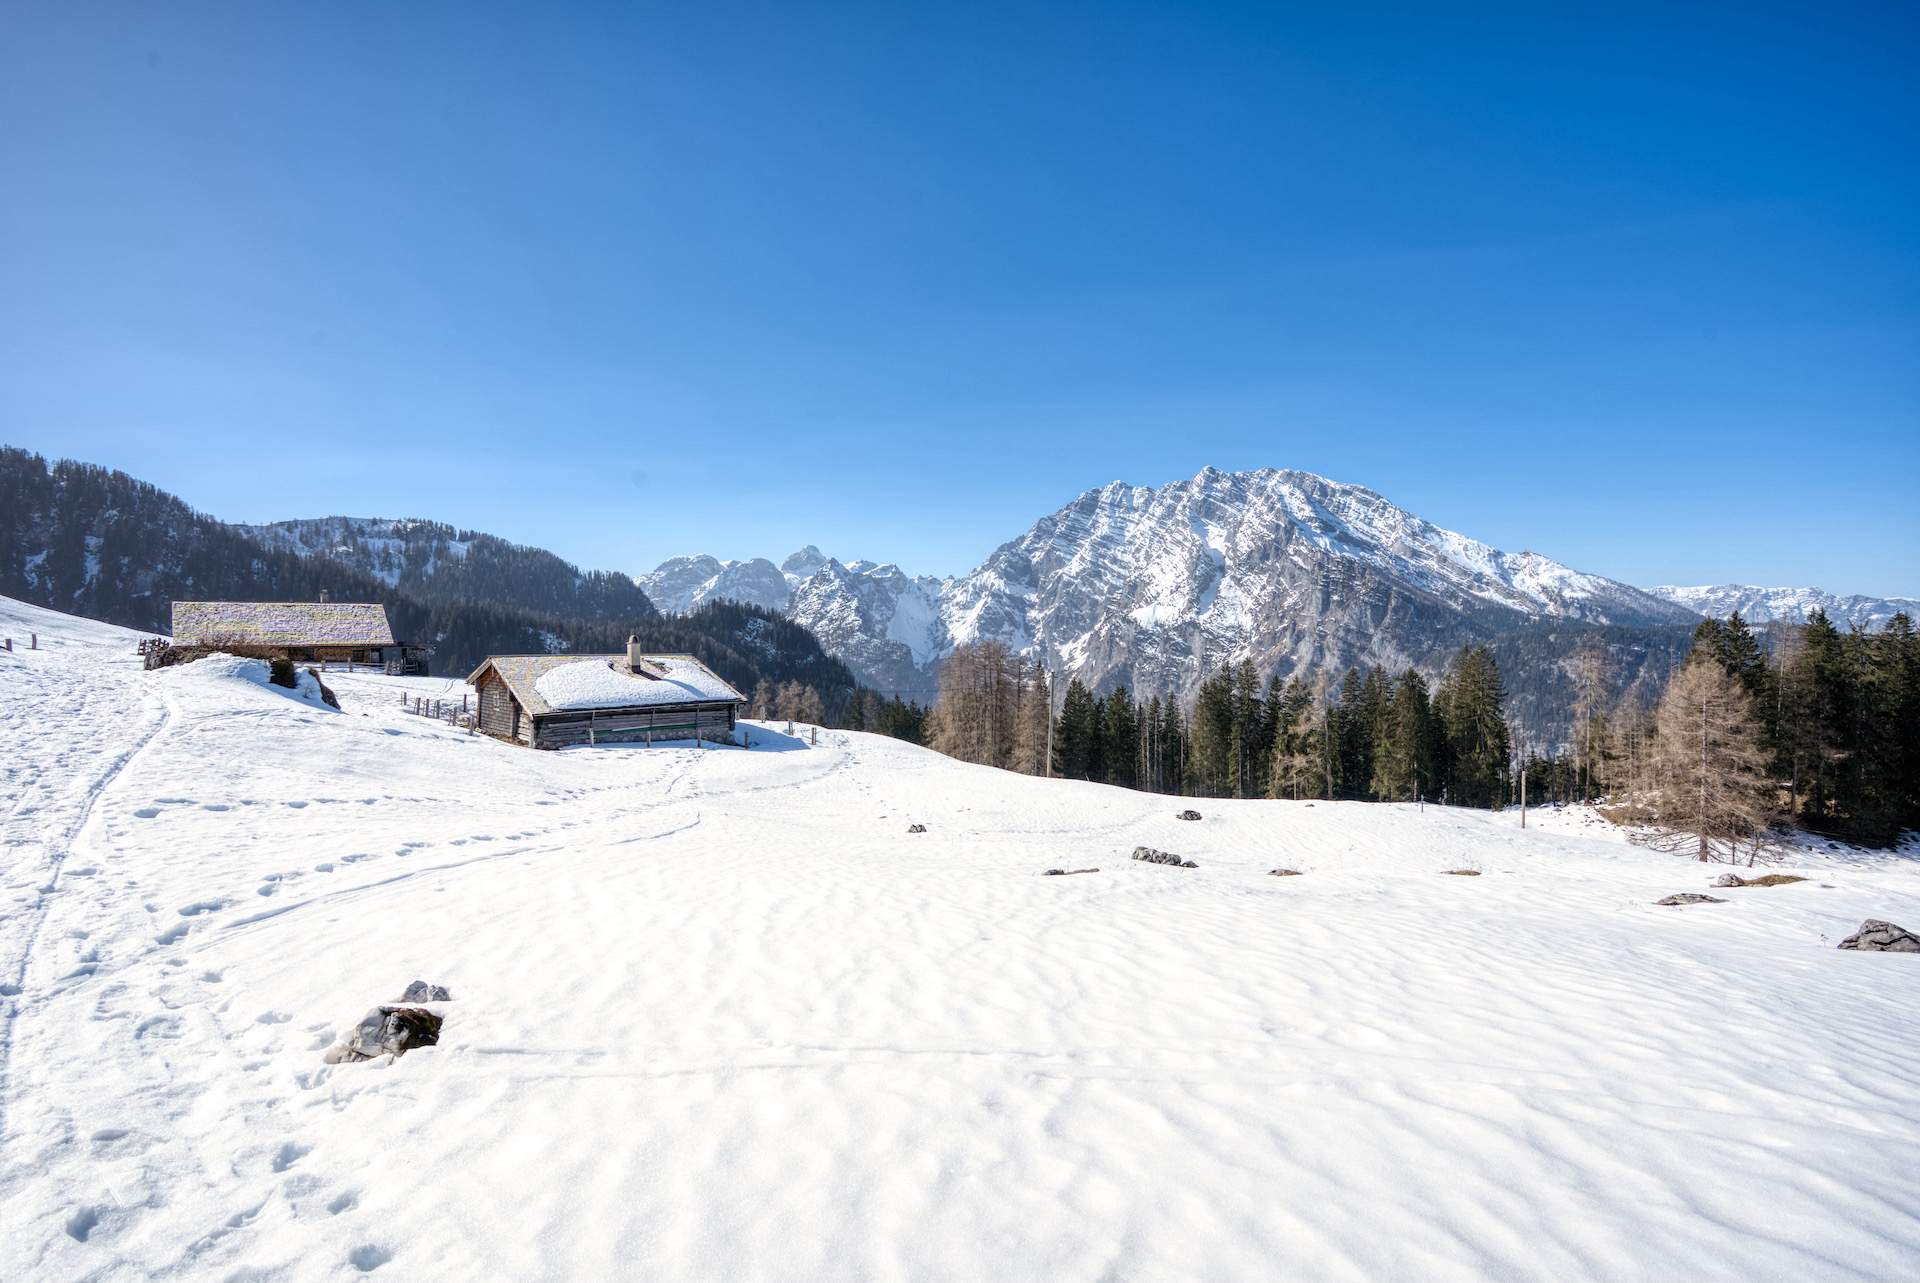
[533,702,739,750]
[477,674,522,741]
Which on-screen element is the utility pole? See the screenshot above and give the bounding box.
[1044,666,1055,777]
[1520,746,1527,829]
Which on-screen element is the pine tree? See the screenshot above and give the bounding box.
[1434,646,1511,809]
[1055,678,1098,779]
[1188,665,1237,797]
[1374,669,1436,802]
[1104,685,1139,788]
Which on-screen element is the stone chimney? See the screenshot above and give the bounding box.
[626,634,645,672]
[319,589,329,603]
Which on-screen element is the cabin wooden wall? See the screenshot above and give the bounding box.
[532,702,739,750]
[476,673,523,742]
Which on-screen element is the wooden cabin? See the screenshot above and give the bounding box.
[467,638,745,750]
[165,600,432,674]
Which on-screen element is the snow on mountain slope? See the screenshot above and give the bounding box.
[635,554,793,615]
[1650,584,1918,630]
[644,468,1703,705]
[4,592,1920,1281]
[910,467,1699,704]
[237,517,471,588]
[785,558,951,698]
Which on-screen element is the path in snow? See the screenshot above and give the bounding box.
[0,595,1916,1281]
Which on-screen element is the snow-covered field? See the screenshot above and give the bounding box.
[2,595,1917,1282]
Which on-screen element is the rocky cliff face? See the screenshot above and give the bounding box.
[923,467,1699,703]
[635,468,1707,735]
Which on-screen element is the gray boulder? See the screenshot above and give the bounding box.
[1712,873,1745,887]
[1176,810,1203,822]
[907,824,927,834]
[1656,893,1726,905]
[399,981,452,1002]
[1133,846,1197,868]
[323,1006,443,1063]
[1838,920,1920,952]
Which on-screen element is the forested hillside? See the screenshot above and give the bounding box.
[240,516,655,622]
[0,449,857,705]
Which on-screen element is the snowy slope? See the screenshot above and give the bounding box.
[236,517,471,588]
[4,594,1919,1281]
[1649,583,1918,630]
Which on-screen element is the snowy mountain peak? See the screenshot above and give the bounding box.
[781,546,830,579]
[1649,584,1918,630]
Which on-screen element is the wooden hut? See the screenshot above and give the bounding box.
[467,638,745,750]
[167,600,431,674]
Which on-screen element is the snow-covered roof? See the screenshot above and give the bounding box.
[170,601,397,647]
[468,654,745,717]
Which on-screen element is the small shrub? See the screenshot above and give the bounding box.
[306,668,341,709]
[269,657,297,689]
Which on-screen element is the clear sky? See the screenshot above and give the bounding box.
[2,1,1915,595]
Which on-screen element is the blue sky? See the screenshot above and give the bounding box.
[2,1,1915,594]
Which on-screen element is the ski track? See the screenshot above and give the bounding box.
[0,594,1917,1281]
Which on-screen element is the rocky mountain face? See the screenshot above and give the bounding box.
[641,469,1706,728]
[1648,584,1917,631]
[927,468,1701,702]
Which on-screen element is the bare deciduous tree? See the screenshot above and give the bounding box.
[1642,660,1775,862]
[1569,638,1615,801]
[927,640,1020,768]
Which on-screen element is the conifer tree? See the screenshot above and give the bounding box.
[1375,669,1437,801]
[1649,658,1774,861]
[1188,664,1237,797]
[1435,646,1511,809]
[1055,678,1098,779]
[1104,685,1139,788]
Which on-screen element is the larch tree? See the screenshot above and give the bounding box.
[1568,637,1615,801]
[1649,659,1775,862]
[927,640,1019,767]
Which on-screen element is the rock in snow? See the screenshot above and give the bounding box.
[399,981,453,1002]
[324,1006,443,1063]
[1657,894,1727,906]
[1712,873,1746,887]
[1837,920,1920,952]
[1133,847,1197,868]
[907,824,926,834]
[1176,810,1203,822]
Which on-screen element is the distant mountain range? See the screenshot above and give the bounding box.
[1646,584,1917,630]
[0,448,857,700]
[10,444,1909,749]
[636,467,1913,742]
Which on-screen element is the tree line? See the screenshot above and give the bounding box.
[910,639,1515,807]
[1577,611,1920,854]
[906,615,1919,853]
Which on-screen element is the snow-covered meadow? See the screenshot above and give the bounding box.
[2,596,1917,1281]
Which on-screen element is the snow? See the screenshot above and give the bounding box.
[1650,584,1918,630]
[534,656,739,709]
[4,592,1919,1281]
[151,653,344,713]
